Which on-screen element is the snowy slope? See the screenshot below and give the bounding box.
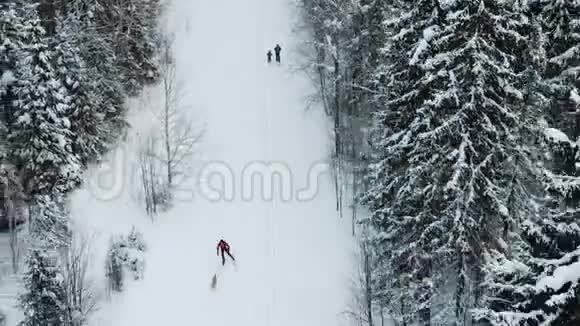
[70,0,354,325]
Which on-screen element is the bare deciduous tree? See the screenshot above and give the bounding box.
[298,0,372,224]
[61,233,99,326]
[135,34,204,217]
[137,134,169,218]
[0,162,26,274]
[343,235,376,326]
[157,35,204,190]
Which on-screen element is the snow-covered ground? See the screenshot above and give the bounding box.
[66,0,355,325]
[0,231,24,325]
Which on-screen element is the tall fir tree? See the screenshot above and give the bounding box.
[52,17,109,166]
[8,8,81,196]
[542,0,580,140]
[66,10,129,153]
[473,2,580,324]
[65,0,162,96]
[478,128,580,325]
[18,248,67,326]
[361,0,541,324]
[1,2,26,132]
[118,0,162,95]
[351,0,388,94]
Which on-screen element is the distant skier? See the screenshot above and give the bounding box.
[267,50,273,63]
[216,239,235,266]
[274,44,281,63]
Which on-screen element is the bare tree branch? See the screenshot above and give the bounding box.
[61,232,100,326]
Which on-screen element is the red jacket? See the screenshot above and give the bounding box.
[217,240,230,255]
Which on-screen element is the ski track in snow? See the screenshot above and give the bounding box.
[69,0,355,325]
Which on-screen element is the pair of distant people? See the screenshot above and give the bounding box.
[267,44,282,64]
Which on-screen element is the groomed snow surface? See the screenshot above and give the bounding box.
[67,0,355,325]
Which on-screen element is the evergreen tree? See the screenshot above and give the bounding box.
[351,0,388,94]
[539,128,580,262]
[0,4,21,223]
[0,2,25,131]
[18,248,67,326]
[29,194,71,249]
[473,3,580,324]
[117,0,162,95]
[52,18,109,166]
[542,0,580,139]
[8,10,81,196]
[65,11,129,155]
[362,0,540,324]
[66,0,162,96]
[477,126,580,325]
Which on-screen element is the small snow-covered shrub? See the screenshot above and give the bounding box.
[105,227,146,294]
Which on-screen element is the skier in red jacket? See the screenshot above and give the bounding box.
[217,239,235,266]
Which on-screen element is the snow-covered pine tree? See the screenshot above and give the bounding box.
[18,247,67,326]
[0,2,25,131]
[0,3,21,225]
[540,127,580,264]
[348,0,390,231]
[118,0,163,95]
[472,3,580,324]
[65,11,129,153]
[526,126,580,325]
[63,0,164,147]
[361,1,444,323]
[536,5,580,303]
[52,17,109,166]
[542,0,580,139]
[29,194,71,249]
[351,0,388,95]
[361,0,542,324]
[477,127,580,325]
[66,0,162,96]
[8,8,81,196]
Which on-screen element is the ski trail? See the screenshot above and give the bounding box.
[78,0,355,325]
